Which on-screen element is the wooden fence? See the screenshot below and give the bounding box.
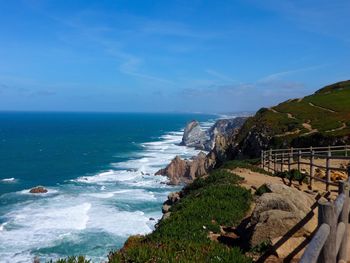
[261,145,350,191]
[261,145,350,263]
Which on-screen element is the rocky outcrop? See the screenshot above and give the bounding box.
[155,152,215,185]
[181,118,247,151]
[157,117,248,185]
[181,120,207,149]
[204,117,247,150]
[29,186,48,194]
[248,183,317,247]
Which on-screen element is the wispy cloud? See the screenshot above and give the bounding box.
[205,69,236,83]
[259,64,328,83]
[43,11,175,84]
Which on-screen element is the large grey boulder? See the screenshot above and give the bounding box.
[249,183,317,247]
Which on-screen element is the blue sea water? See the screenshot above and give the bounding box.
[0,112,216,263]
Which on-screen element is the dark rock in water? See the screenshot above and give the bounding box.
[149,217,155,221]
[181,120,207,149]
[29,186,48,194]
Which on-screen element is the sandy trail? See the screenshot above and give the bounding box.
[309,102,336,113]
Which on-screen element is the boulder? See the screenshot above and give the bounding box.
[155,156,191,185]
[181,120,207,149]
[29,186,48,194]
[249,183,316,247]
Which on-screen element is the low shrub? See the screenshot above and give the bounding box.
[109,169,253,262]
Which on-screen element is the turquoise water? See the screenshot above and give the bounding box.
[0,112,215,263]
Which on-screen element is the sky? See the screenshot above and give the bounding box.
[0,0,349,113]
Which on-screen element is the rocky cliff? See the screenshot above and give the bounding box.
[180,120,207,149]
[157,117,247,185]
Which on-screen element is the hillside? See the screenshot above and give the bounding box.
[235,80,350,158]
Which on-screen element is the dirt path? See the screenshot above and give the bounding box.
[309,102,336,113]
[325,122,347,133]
[231,168,284,190]
[274,129,300,137]
[287,113,296,119]
[301,121,318,136]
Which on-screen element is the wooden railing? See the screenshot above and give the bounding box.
[261,145,350,263]
[299,176,349,263]
[261,145,350,191]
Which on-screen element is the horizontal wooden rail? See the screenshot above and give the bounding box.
[261,145,350,262]
[300,176,350,262]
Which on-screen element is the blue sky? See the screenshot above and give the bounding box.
[0,0,349,113]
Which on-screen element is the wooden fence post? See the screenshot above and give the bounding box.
[337,177,349,261]
[345,145,348,157]
[288,152,292,172]
[268,149,272,172]
[318,201,337,263]
[274,153,277,173]
[297,150,301,172]
[261,151,264,169]
[326,151,331,191]
[309,150,314,190]
[281,152,284,172]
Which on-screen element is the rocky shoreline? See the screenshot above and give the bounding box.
[155,116,248,185]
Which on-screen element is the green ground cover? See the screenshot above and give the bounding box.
[108,169,252,263]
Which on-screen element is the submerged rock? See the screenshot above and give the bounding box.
[29,186,48,194]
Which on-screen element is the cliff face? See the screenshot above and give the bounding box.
[232,80,350,158]
[180,120,207,149]
[155,152,215,185]
[156,117,247,185]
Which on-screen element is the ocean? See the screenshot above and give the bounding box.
[0,112,216,263]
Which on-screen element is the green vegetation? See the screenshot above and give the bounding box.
[51,256,90,263]
[255,184,272,196]
[275,169,307,185]
[109,169,252,263]
[236,80,350,150]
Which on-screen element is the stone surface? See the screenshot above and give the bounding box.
[29,186,48,194]
[181,120,207,149]
[271,236,307,259]
[249,183,316,246]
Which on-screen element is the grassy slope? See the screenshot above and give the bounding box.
[108,169,252,263]
[237,80,350,147]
